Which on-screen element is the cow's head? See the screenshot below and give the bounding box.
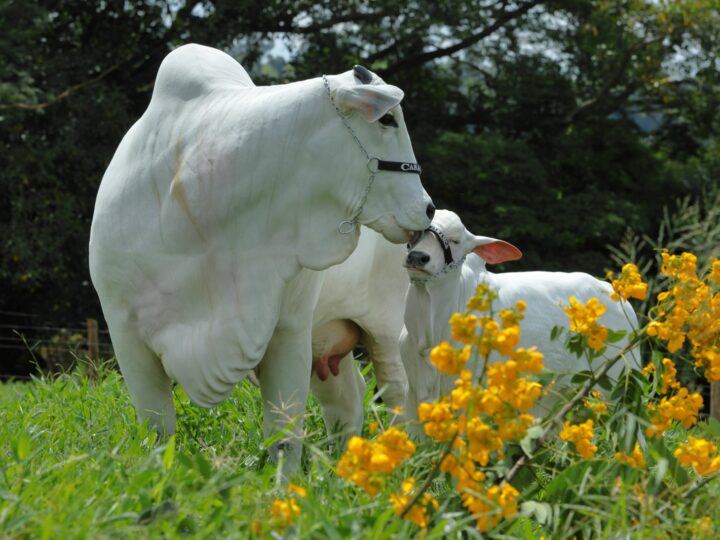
[405,210,522,279]
[324,66,434,244]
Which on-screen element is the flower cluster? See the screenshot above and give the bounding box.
[429,340,471,376]
[647,251,720,382]
[674,436,720,476]
[461,483,520,533]
[417,289,539,531]
[559,419,598,459]
[615,443,647,469]
[390,478,440,528]
[336,427,416,497]
[564,296,609,351]
[583,390,608,417]
[646,387,703,437]
[268,483,307,530]
[607,263,648,301]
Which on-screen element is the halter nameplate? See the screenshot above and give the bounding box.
[375,160,422,174]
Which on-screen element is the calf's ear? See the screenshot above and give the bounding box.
[471,235,523,265]
[332,84,404,122]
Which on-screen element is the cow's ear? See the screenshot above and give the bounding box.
[471,235,523,265]
[332,84,404,122]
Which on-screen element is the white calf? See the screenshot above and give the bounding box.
[310,227,409,435]
[400,210,640,421]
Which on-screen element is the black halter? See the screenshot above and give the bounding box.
[427,225,454,265]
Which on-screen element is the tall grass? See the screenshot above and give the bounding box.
[1,361,718,538]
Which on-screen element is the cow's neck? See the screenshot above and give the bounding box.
[409,265,468,348]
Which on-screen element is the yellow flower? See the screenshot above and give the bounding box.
[418,401,457,441]
[270,497,301,529]
[440,451,485,493]
[336,428,416,496]
[467,282,497,311]
[430,341,471,375]
[462,483,519,533]
[608,263,648,301]
[659,357,681,394]
[390,477,439,528]
[709,258,720,286]
[660,250,697,280]
[615,443,646,469]
[564,296,609,351]
[584,397,607,416]
[449,312,479,345]
[646,387,703,437]
[560,419,597,458]
[674,436,720,476]
[510,347,544,374]
[466,417,503,466]
[287,483,307,497]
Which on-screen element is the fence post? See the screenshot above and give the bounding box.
[712,382,720,422]
[86,318,99,381]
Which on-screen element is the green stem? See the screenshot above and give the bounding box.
[399,433,457,519]
[502,334,644,485]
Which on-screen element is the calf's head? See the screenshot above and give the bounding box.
[404,210,522,279]
[324,66,434,243]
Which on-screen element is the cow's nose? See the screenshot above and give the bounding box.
[406,251,430,267]
[426,203,435,221]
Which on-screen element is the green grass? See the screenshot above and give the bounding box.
[1,365,718,539]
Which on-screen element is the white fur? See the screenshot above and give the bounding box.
[401,210,640,422]
[310,227,409,436]
[89,44,432,467]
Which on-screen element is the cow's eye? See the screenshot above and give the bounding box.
[451,240,460,245]
[378,113,398,127]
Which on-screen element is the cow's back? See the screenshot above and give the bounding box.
[485,267,640,374]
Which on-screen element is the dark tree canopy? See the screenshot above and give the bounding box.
[1,0,718,328]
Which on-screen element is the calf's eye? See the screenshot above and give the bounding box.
[378,113,398,127]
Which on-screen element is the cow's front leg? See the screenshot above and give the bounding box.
[311,351,366,440]
[257,327,312,472]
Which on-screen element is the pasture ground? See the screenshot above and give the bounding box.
[1,363,718,538]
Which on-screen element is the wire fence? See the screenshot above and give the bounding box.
[0,310,114,380]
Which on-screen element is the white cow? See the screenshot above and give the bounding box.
[89,44,434,467]
[400,210,640,422]
[310,227,409,436]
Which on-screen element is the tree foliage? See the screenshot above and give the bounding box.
[1,0,718,326]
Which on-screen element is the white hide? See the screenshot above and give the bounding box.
[89,44,432,466]
[310,227,409,436]
[401,210,640,422]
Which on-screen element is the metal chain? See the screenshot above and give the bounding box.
[323,74,377,234]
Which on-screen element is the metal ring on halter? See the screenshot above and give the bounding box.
[338,220,357,234]
[367,158,380,174]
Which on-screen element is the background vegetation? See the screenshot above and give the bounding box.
[1,3,720,537]
[2,0,718,331]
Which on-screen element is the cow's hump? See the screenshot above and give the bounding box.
[151,43,255,104]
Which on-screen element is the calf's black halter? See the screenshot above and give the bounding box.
[426,225,454,265]
[322,73,422,234]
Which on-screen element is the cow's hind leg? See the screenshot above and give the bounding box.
[110,325,176,435]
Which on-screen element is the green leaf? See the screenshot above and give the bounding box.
[162,435,175,472]
[520,500,552,525]
[15,434,31,461]
[520,426,544,457]
[195,453,213,480]
[550,325,564,342]
[571,371,593,384]
[606,329,627,343]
